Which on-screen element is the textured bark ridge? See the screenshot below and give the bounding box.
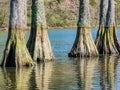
[68,0,98,57]
[1,30,34,67]
[27,0,54,62]
[1,0,34,67]
[95,0,120,54]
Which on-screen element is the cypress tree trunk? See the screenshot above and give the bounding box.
[68,0,98,57]
[95,0,120,54]
[1,0,34,67]
[27,0,54,62]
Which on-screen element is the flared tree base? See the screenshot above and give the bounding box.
[69,27,98,57]
[27,27,54,62]
[1,30,35,67]
[95,26,120,55]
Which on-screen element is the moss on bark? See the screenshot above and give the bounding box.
[27,0,54,62]
[27,26,54,62]
[95,26,120,54]
[69,27,98,57]
[95,0,120,55]
[1,29,35,67]
[68,0,98,57]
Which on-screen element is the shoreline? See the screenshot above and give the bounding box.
[0,25,120,32]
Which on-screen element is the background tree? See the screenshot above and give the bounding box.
[1,0,34,67]
[95,0,120,54]
[68,0,98,57]
[27,0,54,62]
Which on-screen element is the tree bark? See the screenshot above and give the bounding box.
[95,0,120,54]
[1,0,34,67]
[27,0,54,62]
[68,0,98,57]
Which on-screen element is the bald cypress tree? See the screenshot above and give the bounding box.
[68,0,98,57]
[95,0,120,54]
[1,0,34,67]
[27,0,54,62]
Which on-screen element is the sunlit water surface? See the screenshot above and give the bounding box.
[0,28,120,90]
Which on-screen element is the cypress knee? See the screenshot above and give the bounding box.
[95,0,120,54]
[1,0,34,67]
[27,0,54,62]
[68,0,98,57]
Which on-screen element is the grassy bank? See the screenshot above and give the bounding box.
[0,0,120,31]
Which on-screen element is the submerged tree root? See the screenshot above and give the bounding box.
[69,27,98,57]
[1,30,35,67]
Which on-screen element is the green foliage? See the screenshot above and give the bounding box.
[45,0,77,27]
[56,0,64,3]
[46,7,74,27]
[1,0,120,29]
[90,0,96,6]
[0,0,9,30]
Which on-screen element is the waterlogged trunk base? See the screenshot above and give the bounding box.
[95,26,120,55]
[1,30,35,67]
[27,27,54,62]
[69,27,98,57]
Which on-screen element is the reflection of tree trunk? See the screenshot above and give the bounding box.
[76,57,99,90]
[95,0,120,54]
[35,62,53,90]
[0,69,8,90]
[68,0,98,57]
[2,68,33,90]
[1,0,34,67]
[116,57,120,89]
[100,56,118,90]
[27,0,54,62]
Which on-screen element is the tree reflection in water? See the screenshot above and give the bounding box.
[0,56,119,90]
[2,67,33,90]
[1,62,53,90]
[35,62,53,90]
[100,56,118,90]
[75,56,118,90]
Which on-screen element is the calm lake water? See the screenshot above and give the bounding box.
[0,28,120,90]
